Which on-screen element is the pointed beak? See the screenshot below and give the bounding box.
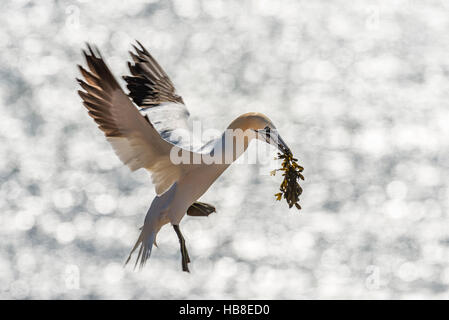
[275,133,291,155]
[256,128,292,155]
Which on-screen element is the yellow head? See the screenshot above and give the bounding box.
[227,112,291,154]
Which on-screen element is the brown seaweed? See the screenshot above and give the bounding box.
[271,150,304,210]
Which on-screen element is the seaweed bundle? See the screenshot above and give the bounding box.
[271,151,304,210]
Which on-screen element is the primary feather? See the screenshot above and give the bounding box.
[77,44,183,195]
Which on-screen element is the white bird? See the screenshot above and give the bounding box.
[77,42,292,272]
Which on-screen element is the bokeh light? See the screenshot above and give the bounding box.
[0,0,448,299]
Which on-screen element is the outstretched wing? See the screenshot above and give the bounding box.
[123,41,206,151]
[77,44,183,195]
[124,41,184,107]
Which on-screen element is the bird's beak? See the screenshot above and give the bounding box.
[255,128,292,155]
[275,133,292,155]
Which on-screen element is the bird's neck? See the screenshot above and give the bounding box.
[188,121,258,190]
[217,121,257,163]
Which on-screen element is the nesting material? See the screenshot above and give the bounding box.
[271,151,304,210]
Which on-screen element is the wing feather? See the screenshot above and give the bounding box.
[123,42,183,107]
[123,41,217,151]
[77,44,183,195]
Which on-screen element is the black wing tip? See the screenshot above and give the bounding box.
[77,64,89,75]
[128,50,139,62]
[85,42,99,55]
[86,42,94,55]
[77,64,91,77]
[135,40,147,53]
[77,89,87,99]
[75,77,85,85]
[82,43,103,61]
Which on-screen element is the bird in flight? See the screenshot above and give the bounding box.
[77,41,292,272]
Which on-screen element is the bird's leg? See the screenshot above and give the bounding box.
[175,226,190,263]
[173,225,190,272]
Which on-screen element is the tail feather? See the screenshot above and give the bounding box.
[125,182,178,270]
[125,227,157,270]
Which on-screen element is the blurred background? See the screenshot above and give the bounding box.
[1,0,449,299]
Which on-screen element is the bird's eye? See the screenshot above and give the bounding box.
[265,126,271,138]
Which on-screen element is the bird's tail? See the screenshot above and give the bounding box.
[125,182,178,270]
[124,224,158,270]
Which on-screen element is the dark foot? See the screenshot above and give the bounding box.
[173,225,190,272]
[187,202,216,217]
